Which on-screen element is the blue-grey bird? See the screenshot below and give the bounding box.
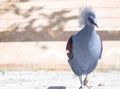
[66,7,103,89]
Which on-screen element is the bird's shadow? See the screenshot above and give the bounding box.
[47,86,66,89]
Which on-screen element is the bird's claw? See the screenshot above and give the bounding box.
[79,86,83,89]
[79,85,91,89]
[85,85,91,89]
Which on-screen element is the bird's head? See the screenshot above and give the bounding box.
[79,7,98,28]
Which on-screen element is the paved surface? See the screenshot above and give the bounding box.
[0,70,120,89]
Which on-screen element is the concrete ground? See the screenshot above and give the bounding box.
[0,70,119,89]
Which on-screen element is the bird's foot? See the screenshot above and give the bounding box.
[79,85,84,89]
[79,86,83,89]
[79,85,91,89]
[84,85,92,89]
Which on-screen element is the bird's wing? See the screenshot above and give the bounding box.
[99,37,103,59]
[66,36,73,58]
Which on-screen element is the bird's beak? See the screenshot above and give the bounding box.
[93,19,98,28]
[94,22,98,28]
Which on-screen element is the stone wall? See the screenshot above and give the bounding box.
[0,0,120,70]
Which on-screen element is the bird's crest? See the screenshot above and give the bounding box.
[79,7,96,27]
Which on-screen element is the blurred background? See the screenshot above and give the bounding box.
[0,0,120,71]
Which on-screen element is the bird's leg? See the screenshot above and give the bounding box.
[79,76,83,89]
[83,75,88,86]
[83,75,91,89]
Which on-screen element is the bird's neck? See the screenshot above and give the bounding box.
[82,25,95,33]
[76,25,96,38]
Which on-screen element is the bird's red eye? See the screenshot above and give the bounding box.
[88,17,93,23]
